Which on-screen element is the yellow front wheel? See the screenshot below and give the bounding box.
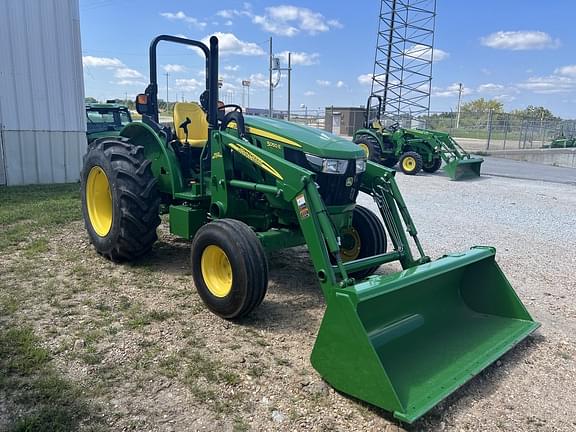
[339,206,387,279]
[201,245,233,298]
[399,151,423,175]
[192,219,268,319]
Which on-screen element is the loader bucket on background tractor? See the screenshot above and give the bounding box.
[311,246,539,424]
[443,157,484,181]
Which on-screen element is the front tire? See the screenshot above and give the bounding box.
[423,157,442,173]
[81,138,160,261]
[191,219,268,319]
[399,151,423,175]
[340,206,387,279]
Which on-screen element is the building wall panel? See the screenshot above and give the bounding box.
[0,0,85,186]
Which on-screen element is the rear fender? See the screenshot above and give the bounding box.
[353,129,384,149]
[120,122,184,196]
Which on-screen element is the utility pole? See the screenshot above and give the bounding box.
[456,82,463,129]
[287,52,292,121]
[268,37,273,117]
[165,73,169,107]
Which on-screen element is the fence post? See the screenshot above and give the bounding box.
[503,114,508,150]
[539,113,546,148]
[486,109,493,151]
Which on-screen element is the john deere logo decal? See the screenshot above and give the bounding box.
[345,177,354,187]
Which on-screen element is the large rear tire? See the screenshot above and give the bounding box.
[399,151,423,175]
[191,219,268,319]
[340,205,387,279]
[354,135,381,163]
[81,138,160,262]
[423,157,442,173]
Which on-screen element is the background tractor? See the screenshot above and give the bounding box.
[86,101,132,144]
[353,94,484,180]
[80,35,538,423]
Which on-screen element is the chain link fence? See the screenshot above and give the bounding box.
[421,111,576,152]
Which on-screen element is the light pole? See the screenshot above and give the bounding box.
[456,82,463,129]
[242,80,251,111]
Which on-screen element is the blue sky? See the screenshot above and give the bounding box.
[80,0,576,118]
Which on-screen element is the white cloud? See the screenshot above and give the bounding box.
[115,79,146,86]
[200,32,265,56]
[224,20,233,26]
[336,80,345,88]
[114,68,144,79]
[517,75,576,94]
[304,90,316,96]
[277,51,319,66]
[242,73,268,89]
[216,10,234,19]
[432,83,472,97]
[404,45,449,62]
[481,31,560,50]
[253,6,341,36]
[357,73,374,86]
[316,80,331,87]
[175,78,203,92]
[477,83,505,93]
[555,65,576,77]
[160,11,207,28]
[83,56,124,68]
[224,65,240,71]
[163,64,186,73]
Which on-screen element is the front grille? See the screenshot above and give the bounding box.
[284,148,362,206]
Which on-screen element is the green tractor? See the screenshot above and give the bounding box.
[353,95,484,180]
[86,101,132,144]
[80,35,538,423]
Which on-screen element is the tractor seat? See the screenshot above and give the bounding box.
[173,102,208,147]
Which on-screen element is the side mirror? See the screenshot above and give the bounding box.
[135,94,149,115]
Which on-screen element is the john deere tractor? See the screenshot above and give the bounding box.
[86,101,132,144]
[353,95,484,180]
[80,35,538,423]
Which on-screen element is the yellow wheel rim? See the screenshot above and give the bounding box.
[86,166,113,237]
[201,245,233,298]
[358,143,370,158]
[402,156,416,172]
[340,228,361,262]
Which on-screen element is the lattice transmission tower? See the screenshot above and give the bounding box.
[371,0,437,122]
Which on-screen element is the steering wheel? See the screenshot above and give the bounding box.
[220,104,243,113]
[386,122,400,132]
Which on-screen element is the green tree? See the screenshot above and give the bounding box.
[510,105,558,120]
[85,96,98,104]
[461,98,504,113]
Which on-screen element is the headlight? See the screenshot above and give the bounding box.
[355,158,366,174]
[305,153,349,174]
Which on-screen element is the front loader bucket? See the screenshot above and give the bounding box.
[311,247,539,423]
[443,157,483,180]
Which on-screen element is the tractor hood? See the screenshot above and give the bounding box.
[243,115,364,159]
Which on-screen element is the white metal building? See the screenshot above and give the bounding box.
[0,0,85,186]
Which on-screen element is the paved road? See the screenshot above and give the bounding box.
[479,156,576,185]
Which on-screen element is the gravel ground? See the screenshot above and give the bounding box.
[1,172,575,431]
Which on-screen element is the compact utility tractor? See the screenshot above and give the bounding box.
[86,101,132,144]
[80,35,538,423]
[353,95,484,180]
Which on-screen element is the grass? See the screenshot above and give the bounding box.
[0,327,96,431]
[0,183,81,251]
